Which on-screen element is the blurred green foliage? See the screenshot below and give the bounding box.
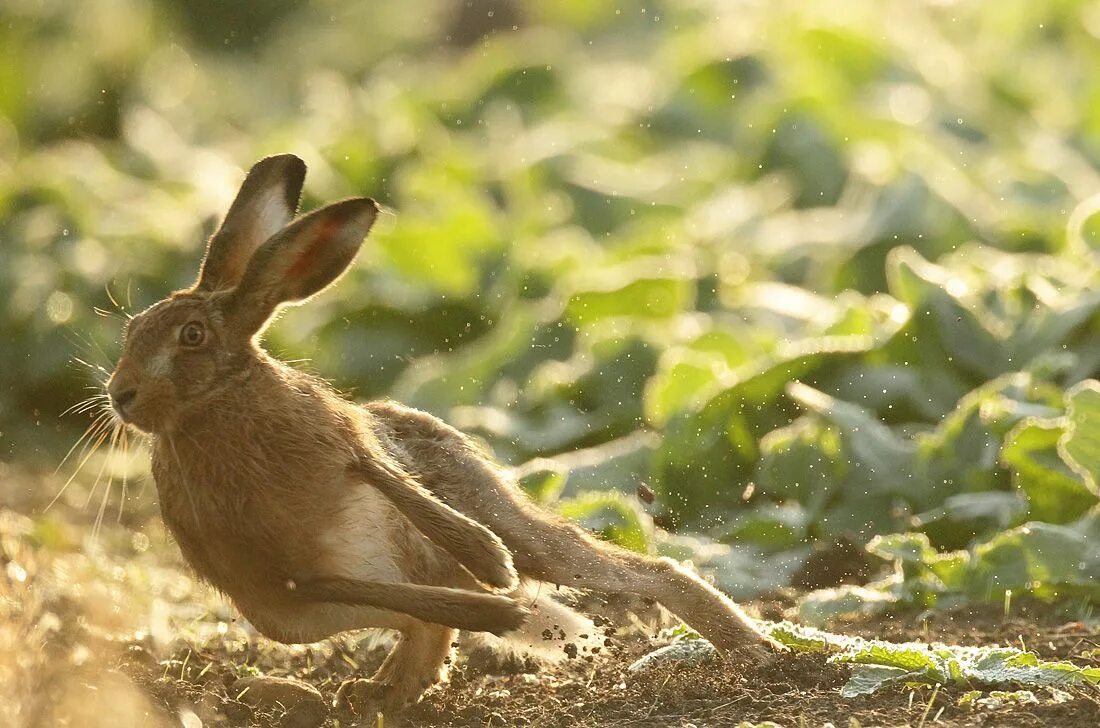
[3,0,1100,606]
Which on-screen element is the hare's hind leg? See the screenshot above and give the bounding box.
[365,402,770,657]
[337,622,455,713]
[502,506,771,658]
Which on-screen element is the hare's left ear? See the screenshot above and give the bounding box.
[194,154,307,293]
[224,198,379,336]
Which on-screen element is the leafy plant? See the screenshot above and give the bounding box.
[767,623,1100,698]
[7,0,1100,617]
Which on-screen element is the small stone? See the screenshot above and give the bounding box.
[179,707,203,728]
[231,676,327,728]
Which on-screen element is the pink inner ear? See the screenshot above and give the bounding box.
[287,217,343,279]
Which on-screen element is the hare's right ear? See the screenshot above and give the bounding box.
[193,154,307,293]
[222,197,378,336]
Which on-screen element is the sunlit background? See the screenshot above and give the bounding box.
[3,0,1100,724]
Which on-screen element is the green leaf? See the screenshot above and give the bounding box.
[644,348,729,427]
[1060,380,1100,491]
[544,431,658,499]
[767,622,830,653]
[968,522,1100,600]
[655,534,809,600]
[515,460,568,503]
[912,492,1027,544]
[393,305,543,410]
[566,274,695,326]
[722,502,809,550]
[840,665,914,697]
[1002,419,1098,524]
[836,642,944,676]
[967,650,1100,686]
[755,416,842,515]
[627,639,717,672]
[867,532,937,564]
[886,246,1009,380]
[557,491,652,554]
[786,383,928,521]
[797,585,896,627]
[655,338,872,522]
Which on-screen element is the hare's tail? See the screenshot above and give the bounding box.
[467,579,603,662]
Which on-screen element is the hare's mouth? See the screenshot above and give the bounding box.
[107,387,155,432]
[110,401,155,434]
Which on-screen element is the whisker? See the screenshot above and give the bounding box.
[105,281,133,320]
[84,421,120,509]
[93,481,111,542]
[92,306,127,321]
[69,399,108,416]
[65,398,98,416]
[66,362,111,392]
[136,463,152,501]
[61,397,96,418]
[92,423,122,542]
[47,423,112,512]
[74,412,115,469]
[61,393,110,418]
[65,330,115,374]
[55,409,112,474]
[69,356,110,380]
[117,427,131,523]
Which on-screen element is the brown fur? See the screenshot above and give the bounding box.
[104,154,771,712]
[292,577,525,634]
[349,453,517,591]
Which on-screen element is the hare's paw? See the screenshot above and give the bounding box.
[464,592,529,636]
[336,678,413,715]
[461,524,519,592]
[706,625,785,663]
[335,678,391,715]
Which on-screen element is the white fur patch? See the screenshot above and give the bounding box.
[470,580,601,662]
[147,348,173,378]
[317,480,404,584]
[250,185,291,247]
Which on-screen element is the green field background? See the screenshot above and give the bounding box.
[2,0,1100,614]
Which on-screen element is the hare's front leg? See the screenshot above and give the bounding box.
[350,453,519,592]
[292,577,526,634]
[336,622,455,713]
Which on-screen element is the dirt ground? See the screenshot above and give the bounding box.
[3,465,1099,728]
[19,592,1100,728]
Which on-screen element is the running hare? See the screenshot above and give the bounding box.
[105,154,771,710]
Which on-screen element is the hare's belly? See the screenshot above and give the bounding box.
[314,478,408,584]
[239,480,417,643]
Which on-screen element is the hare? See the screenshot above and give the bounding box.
[104,154,772,711]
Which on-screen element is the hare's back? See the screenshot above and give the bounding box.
[362,400,524,528]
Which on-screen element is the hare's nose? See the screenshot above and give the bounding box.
[110,386,138,413]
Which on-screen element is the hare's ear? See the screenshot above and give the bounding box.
[224,198,378,335]
[194,154,307,293]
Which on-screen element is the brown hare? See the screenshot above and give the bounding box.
[104,154,772,711]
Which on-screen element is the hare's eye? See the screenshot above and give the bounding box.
[179,321,206,347]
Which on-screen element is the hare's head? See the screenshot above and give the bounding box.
[106,155,378,434]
